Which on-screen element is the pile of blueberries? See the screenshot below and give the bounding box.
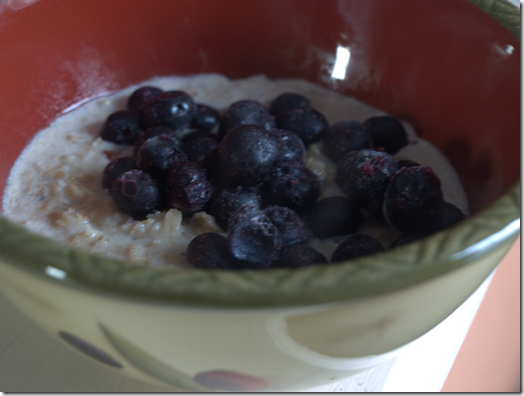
[100,86,465,270]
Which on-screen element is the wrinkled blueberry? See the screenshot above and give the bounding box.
[263,206,312,246]
[166,162,213,215]
[331,234,385,263]
[305,196,362,239]
[182,130,219,164]
[102,157,137,190]
[218,125,281,186]
[136,135,188,180]
[390,233,423,249]
[187,233,234,269]
[261,161,320,214]
[133,126,181,156]
[397,159,420,168]
[364,116,408,154]
[272,244,328,268]
[227,203,282,264]
[275,107,328,146]
[268,129,306,163]
[218,100,275,139]
[127,86,163,113]
[269,93,310,115]
[208,186,262,231]
[142,91,195,131]
[336,148,398,211]
[110,169,163,220]
[323,120,372,164]
[427,202,466,234]
[383,166,444,235]
[190,104,220,131]
[100,110,141,145]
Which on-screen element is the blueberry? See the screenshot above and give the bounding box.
[201,148,228,189]
[274,107,328,146]
[187,233,234,269]
[166,162,213,215]
[427,201,466,234]
[136,135,188,180]
[190,104,220,131]
[331,234,385,263]
[100,110,141,145]
[397,159,420,168]
[271,244,328,268]
[382,166,444,235]
[208,186,262,231]
[133,126,181,156]
[336,148,398,211]
[142,91,196,131]
[261,161,320,214]
[102,157,137,190]
[323,120,372,163]
[268,129,306,163]
[110,169,164,220]
[218,125,281,186]
[390,233,423,249]
[305,196,362,239]
[127,86,163,113]
[364,116,408,154]
[227,203,282,264]
[269,93,310,115]
[263,206,312,246]
[218,100,275,139]
[182,130,219,164]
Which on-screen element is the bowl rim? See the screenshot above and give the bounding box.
[0,0,520,308]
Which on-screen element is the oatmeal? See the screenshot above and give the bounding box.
[2,74,468,268]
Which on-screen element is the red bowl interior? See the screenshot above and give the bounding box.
[0,0,519,214]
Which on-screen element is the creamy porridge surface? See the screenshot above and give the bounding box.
[2,74,468,268]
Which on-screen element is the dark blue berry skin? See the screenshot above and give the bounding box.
[331,234,385,263]
[305,196,362,239]
[142,91,196,131]
[218,100,275,139]
[383,166,444,235]
[269,93,310,115]
[208,186,262,231]
[218,125,281,187]
[274,107,328,147]
[364,116,408,154]
[227,203,282,264]
[261,161,320,214]
[166,162,213,215]
[323,120,372,163]
[426,201,466,234]
[336,148,399,211]
[190,104,220,131]
[397,159,420,169]
[127,86,163,113]
[390,233,423,249]
[133,126,181,156]
[182,130,219,164]
[102,157,137,190]
[136,135,188,180]
[187,233,235,269]
[100,110,142,145]
[271,244,328,268]
[110,169,164,220]
[268,129,306,163]
[263,206,312,247]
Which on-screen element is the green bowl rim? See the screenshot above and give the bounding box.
[0,0,520,308]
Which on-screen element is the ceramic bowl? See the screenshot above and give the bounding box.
[0,0,519,392]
